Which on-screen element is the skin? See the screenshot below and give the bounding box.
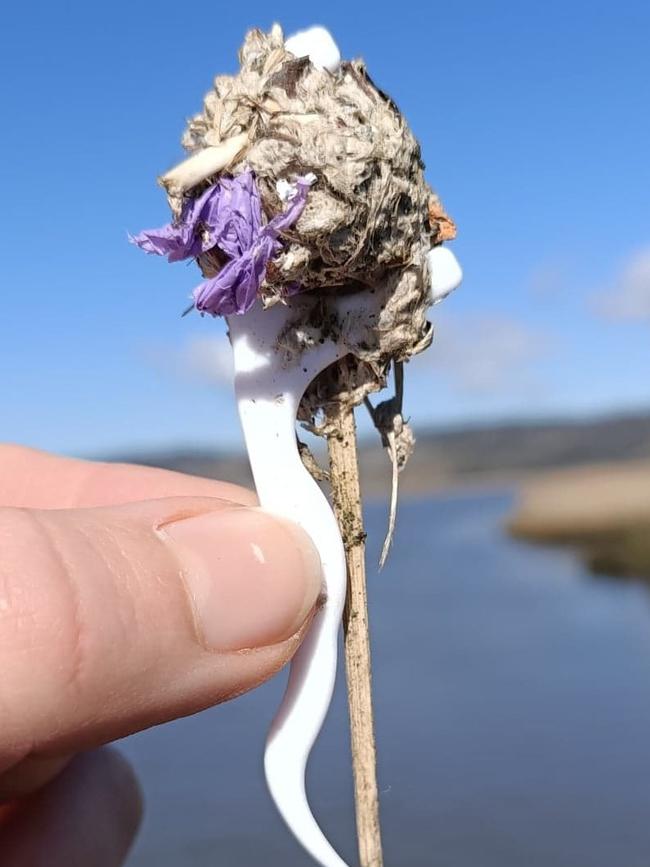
[0,444,322,866]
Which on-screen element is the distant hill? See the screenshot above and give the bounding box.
[113,410,650,497]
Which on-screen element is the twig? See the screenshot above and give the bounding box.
[159,132,249,196]
[326,405,384,867]
[364,360,405,568]
[380,429,400,570]
[297,436,330,482]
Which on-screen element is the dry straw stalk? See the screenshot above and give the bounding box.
[327,405,384,867]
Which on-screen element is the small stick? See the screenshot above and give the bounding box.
[327,404,384,867]
[159,132,249,196]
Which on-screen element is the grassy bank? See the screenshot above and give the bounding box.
[508,461,650,579]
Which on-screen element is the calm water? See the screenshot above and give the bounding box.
[121,491,650,867]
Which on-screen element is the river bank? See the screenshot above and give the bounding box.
[109,411,650,577]
[508,460,650,579]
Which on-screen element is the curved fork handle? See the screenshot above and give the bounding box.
[228,303,350,867]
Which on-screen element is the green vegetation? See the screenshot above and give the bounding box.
[584,526,650,580]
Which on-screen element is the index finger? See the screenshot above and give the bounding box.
[0,445,257,509]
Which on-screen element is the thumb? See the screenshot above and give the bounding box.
[0,497,322,763]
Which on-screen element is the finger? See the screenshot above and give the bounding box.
[0,748,142,867]
[0,755,71,802]
[0,497,323,764]
[0,443,257,509]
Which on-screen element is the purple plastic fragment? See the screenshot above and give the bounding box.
[130,171,313,316]
[129,183,221,263]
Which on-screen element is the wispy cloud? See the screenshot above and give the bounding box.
[593,247,650,322]
[526,259,570,298]
[144,335,234,386]
[149,315,549,403]
[413,313,549,394]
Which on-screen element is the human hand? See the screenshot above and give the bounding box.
[0,445,323,866]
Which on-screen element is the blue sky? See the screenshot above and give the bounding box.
[1,0,649,457]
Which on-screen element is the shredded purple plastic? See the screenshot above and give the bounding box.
[130,171,313,316]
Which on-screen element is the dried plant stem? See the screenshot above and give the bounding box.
[160,132,249,196]
[327,405,384,867]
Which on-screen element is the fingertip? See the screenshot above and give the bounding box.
[161,506,323,651]
[0,748,143,867]
[93,748,144,844]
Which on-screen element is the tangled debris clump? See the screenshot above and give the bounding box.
[163,23,455,427]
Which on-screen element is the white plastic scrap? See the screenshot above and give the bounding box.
[285,26,342,73]
[276,173,317,203]
[427,245,463,303]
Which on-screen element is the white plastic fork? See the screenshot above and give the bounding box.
[228,299,350,867]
